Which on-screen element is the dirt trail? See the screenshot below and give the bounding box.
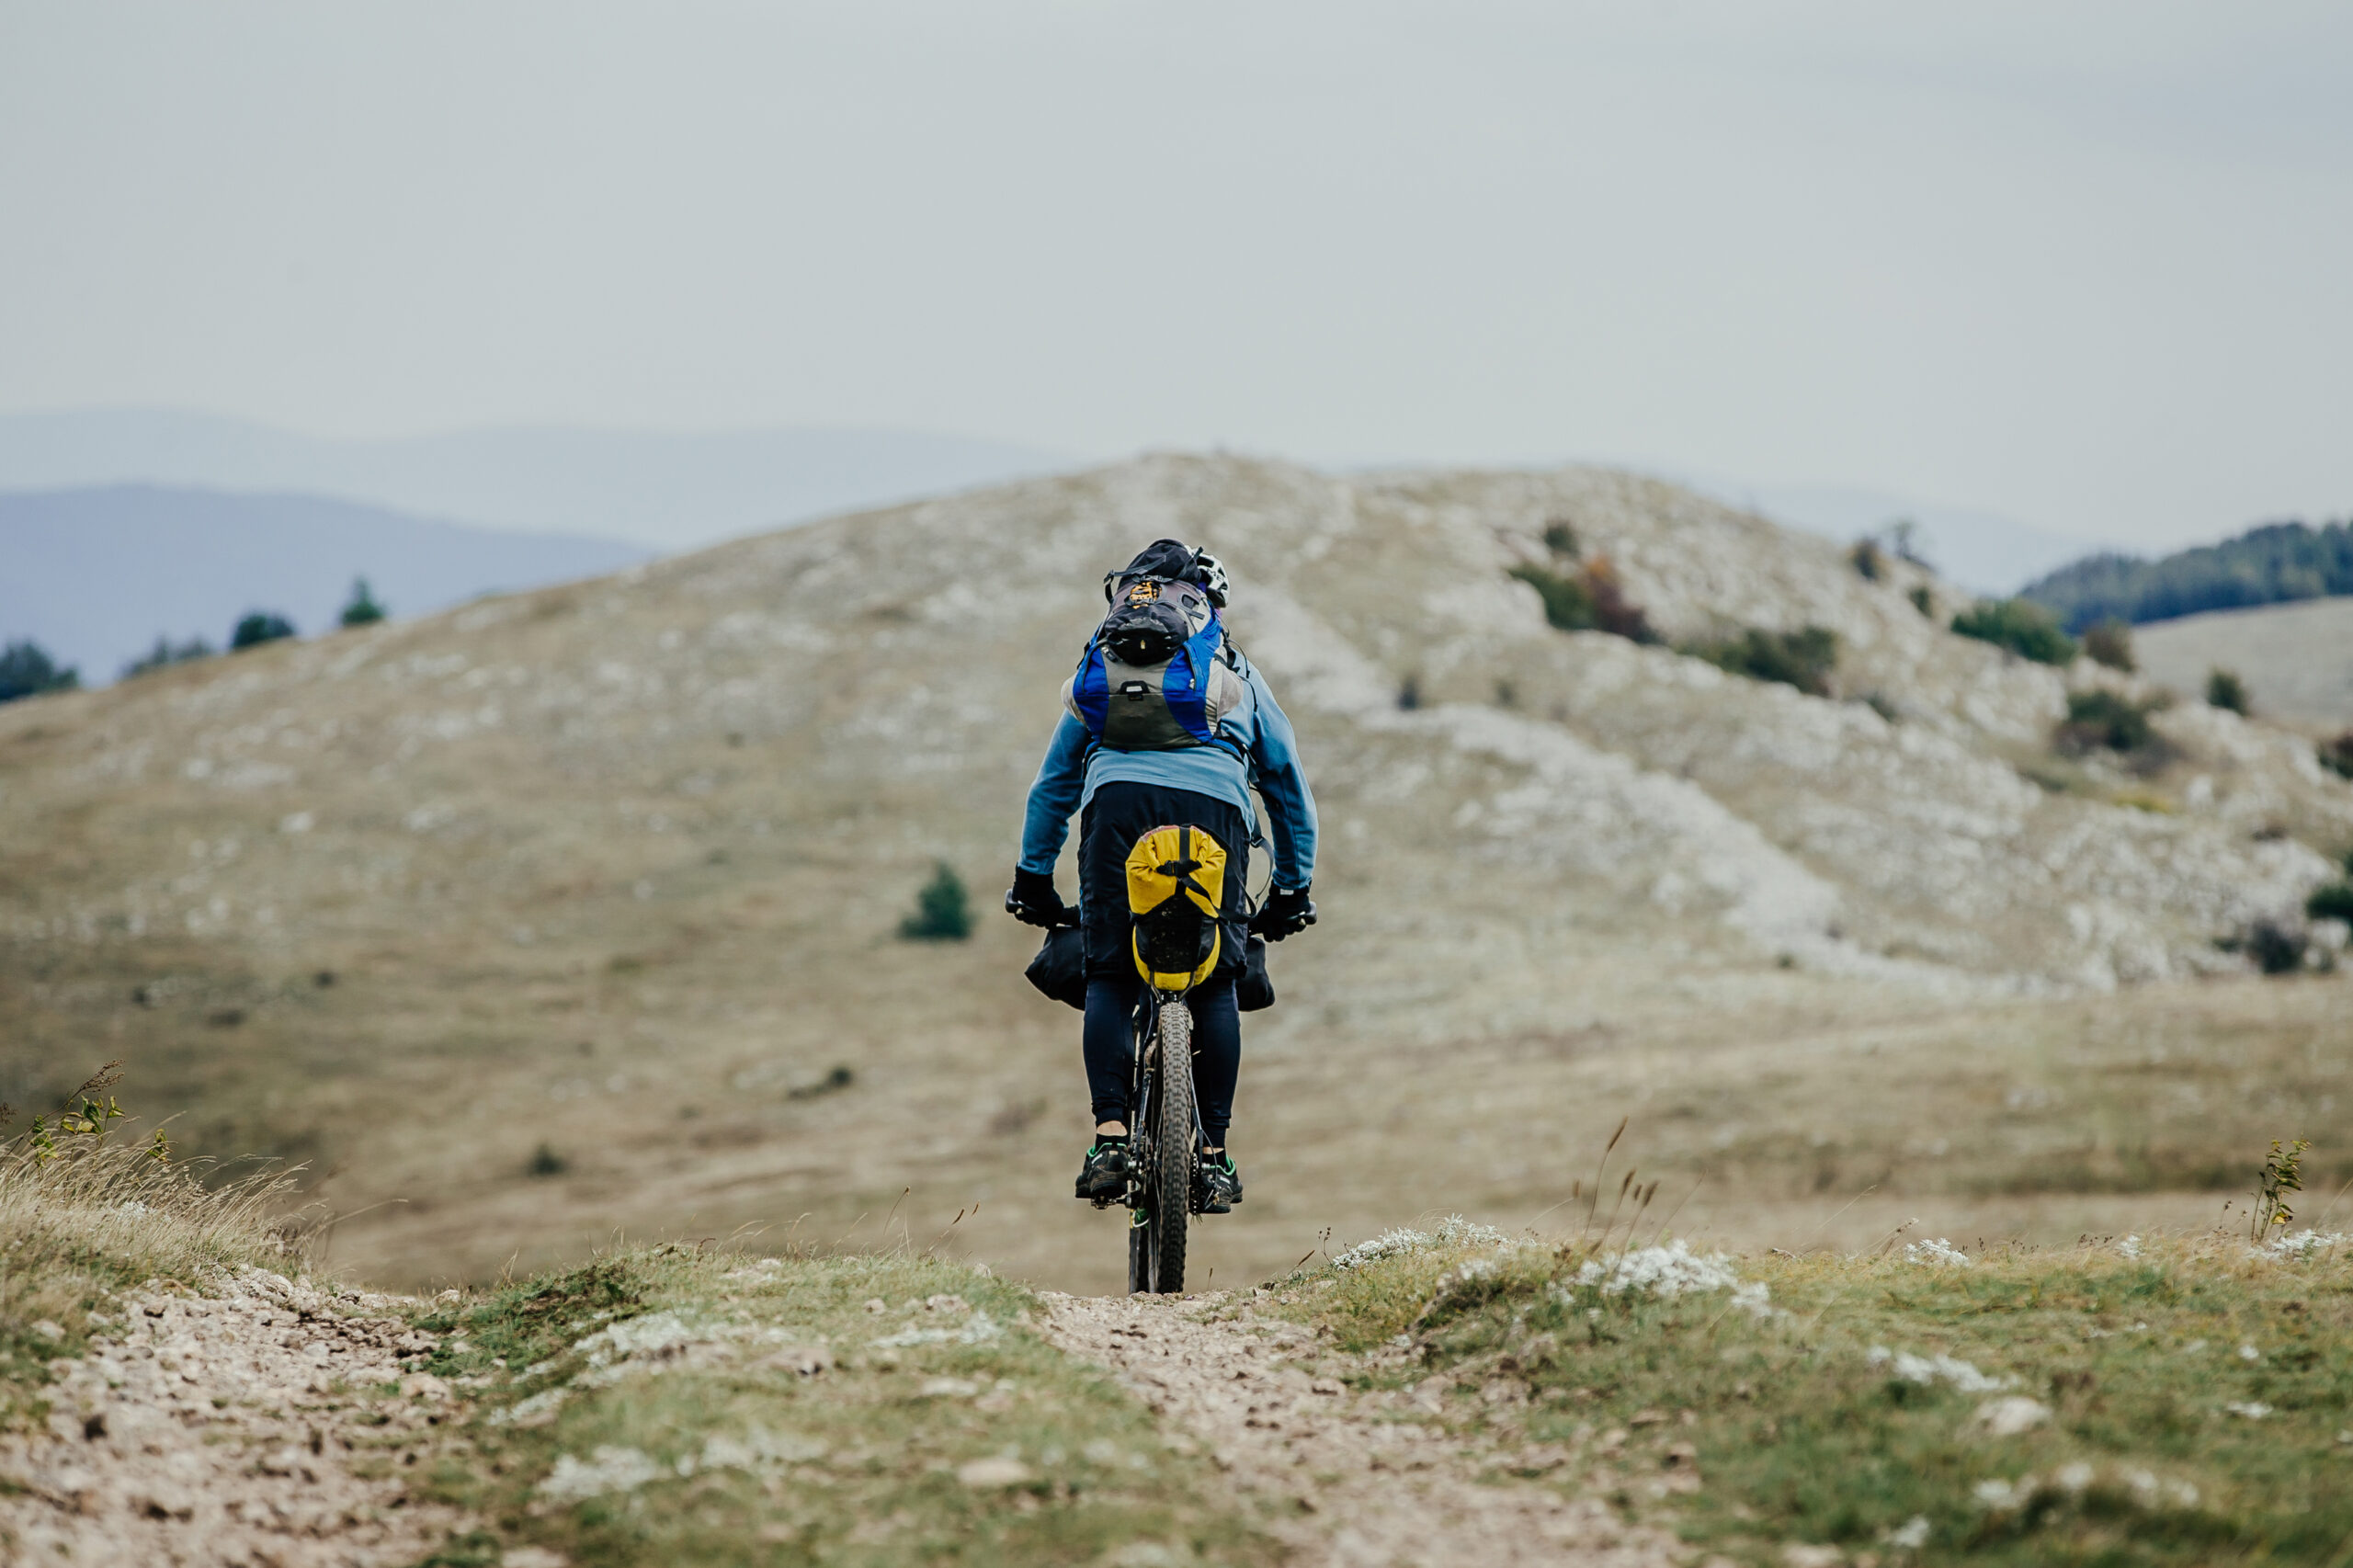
[0,1270,472,1567]
[1041,1290,1688,1568]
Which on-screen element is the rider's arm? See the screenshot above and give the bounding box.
[1017,713,1091,875]
[1241,665,1318,889]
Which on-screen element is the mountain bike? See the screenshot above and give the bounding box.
[1094,823,1232,1294]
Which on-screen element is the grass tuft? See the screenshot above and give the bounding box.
[1267,1228,2353,1566]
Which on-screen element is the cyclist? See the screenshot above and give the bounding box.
[1005,539,1318,1213]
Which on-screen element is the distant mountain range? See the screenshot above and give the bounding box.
[0,485,651,683]
[0,410,1077,551]
[2020,518,2353,631]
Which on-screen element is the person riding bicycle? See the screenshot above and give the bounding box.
[1005,539,1318,1213]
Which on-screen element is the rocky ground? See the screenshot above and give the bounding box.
[0,1270,471,1567]
[1042,1290,1691,1568]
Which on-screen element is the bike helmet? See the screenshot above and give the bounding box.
[1189,546,1231,608]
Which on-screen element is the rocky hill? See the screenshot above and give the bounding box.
[1,454,2346,1293]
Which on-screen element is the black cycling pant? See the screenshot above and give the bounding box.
[1077,781,1250,980]
[1084,972,1241,1148]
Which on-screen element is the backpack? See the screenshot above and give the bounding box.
[1063,574,1246,753]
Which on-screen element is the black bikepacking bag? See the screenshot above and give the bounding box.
[1026,926,1276,1012]
[1025,926,1088,1011]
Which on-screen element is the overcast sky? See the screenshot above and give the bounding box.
[5,2,2348,550]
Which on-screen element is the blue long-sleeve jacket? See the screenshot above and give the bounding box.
[1019,652,1318,891]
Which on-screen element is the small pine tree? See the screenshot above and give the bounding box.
[231,611,297,651]
[339,577,387,628]
[898,862,973,941]
[2207,666,2250,715]
[0,640,78,704]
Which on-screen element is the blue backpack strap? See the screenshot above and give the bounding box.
[1070,637,1112,741]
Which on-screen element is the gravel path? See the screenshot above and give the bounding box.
[1040,1290,1688,1568]
[0,1269,472,1567]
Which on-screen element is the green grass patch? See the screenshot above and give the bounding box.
[412,1246,1279,1568]
[1267,1231,2353,1566]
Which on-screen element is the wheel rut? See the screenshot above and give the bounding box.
[1040,1290,1687,1568]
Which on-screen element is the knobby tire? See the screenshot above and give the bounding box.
[1147,999,1195,1293]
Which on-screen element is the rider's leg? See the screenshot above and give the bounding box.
[1190,974,1240,1152]
[1082,971,1141,1136]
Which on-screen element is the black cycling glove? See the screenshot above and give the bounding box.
[1005,868,1070,928]
[1251,884,1316,941]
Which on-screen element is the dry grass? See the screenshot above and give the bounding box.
[0,1068,303,1425]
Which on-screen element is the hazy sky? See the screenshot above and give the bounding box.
[5,2,2348,549]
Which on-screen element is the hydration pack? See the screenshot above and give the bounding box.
[1063,573,1246,754]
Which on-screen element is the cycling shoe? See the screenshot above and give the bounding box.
[1197,1153,1244,1213]
[1075,1138,1131,1203]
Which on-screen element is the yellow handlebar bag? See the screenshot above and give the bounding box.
[1125,824,1227,991]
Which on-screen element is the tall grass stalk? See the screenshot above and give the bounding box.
[2,1085,307,1420]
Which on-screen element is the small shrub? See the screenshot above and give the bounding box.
[527,1142,568,1177]
[0,639,79,704]
[2307,882,2353,923]
[121,635,214,678]
[1540,518,1581,557]
[231,611,297,651]
[338,577,387,628]
[898,862,972,941]
[2228,920,2308,975]
[1950,598,2078,665]
[1688,626,1839,697]
[2207,666,2250,715]
[1510,562,1595,631]
[1908,585,1934,618]
[2058,689,2157,753]
[2083,619,2136,672]
[1849,538,1884,581]
[788,1065,856,1100]
[1508,557,1657,643]
[2322,733,2353,779]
